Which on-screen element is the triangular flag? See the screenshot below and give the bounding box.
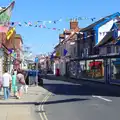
[64,49,68,56]
[53,28,56,30]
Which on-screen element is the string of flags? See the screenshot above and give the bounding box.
[50,49,68,59]
[8,22,62,31]
[9,16,96,26]
[8,48,17,58]
[4,21,119,33]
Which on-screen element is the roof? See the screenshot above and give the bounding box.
[59,34,64,38]
[81,12,120,32]
[63,29,71,34]
[15,34,23,44]
[54,27,81,49]
[63,27,81,43]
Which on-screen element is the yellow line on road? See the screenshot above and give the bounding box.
[39,92,52,120]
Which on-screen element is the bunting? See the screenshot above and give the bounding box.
[7,21,120,33]
[63,49,68,56]
[7,16,96,27]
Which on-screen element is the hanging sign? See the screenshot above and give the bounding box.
[6,27,15,40]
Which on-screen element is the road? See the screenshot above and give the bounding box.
[39,78,120,120]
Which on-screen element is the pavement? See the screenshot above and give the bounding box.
[0,85,50,120]
[41,75,120,120]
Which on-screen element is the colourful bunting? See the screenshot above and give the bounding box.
[63,49,68,56]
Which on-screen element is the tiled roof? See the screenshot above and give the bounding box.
[54,27,81,49]
[63,29,71,34]
[63,27,81,43]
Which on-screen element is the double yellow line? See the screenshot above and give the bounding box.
[39,92,52,120]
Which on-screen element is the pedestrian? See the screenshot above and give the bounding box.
[12,72,17,96]
[2,70,12,100]
[14,69,17,75]
[16,69,26,99]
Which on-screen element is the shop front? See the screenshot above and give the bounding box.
[110,58,120,84]
[0,49,3,81]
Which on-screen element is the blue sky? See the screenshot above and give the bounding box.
[0,0,120,55]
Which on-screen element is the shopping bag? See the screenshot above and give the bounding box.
[24,85,28,94]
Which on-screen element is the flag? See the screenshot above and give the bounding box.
[50,51,56,60]
[56,51,60,57]
[0,1,15,25]
[6,27,15,40]
[63,49,67,56]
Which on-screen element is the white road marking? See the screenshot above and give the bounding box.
[92,95,112,102]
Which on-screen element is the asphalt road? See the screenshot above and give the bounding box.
[41,78,120,120]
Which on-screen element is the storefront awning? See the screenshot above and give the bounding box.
[112,60,120,65]
[89,61,102,67]
[115,40,120,45]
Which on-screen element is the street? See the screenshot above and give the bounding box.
[39,78,120,120]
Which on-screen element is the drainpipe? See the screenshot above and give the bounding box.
[76,32,81,58]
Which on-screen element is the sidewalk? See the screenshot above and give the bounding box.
[0,86,49,120]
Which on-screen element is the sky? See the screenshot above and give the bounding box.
[0,0,120,55]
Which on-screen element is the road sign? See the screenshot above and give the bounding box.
[35,57,39,63]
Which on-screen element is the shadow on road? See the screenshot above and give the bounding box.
[44,98,89,105]
[43,83,120,97]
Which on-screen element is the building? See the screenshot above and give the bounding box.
[75,12,120,58]
[53,20,80,76]
[13,34,23,70]
[66,12,120,84]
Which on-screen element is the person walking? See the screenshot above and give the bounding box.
[12,72,17,96]
[2,70,12,100]
[16,69,26,99]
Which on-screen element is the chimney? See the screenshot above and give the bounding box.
[70,20,78,29]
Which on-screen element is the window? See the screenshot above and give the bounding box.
[74,47,76,55]
[107,46,111,53]
[83,32,87,40]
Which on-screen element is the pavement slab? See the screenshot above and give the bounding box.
[0,85,49,120]
[0,86,49,104]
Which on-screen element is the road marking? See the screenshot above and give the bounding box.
[39,92,52,120]
[92,95,112,102]
[39,95,48,120]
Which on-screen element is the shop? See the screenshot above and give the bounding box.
[88,61,103,78]
[0,48,3,81]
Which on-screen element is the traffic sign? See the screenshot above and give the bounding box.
[35,57,39,63]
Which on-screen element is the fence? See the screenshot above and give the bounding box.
[66,55,120,85]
